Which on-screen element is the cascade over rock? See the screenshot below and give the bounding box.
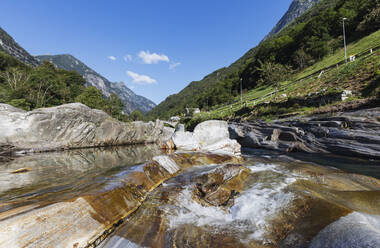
[0,152,241,248]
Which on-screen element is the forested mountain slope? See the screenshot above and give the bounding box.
[148,0,379,119]
[36,54,156,114]
[264,0,320,40]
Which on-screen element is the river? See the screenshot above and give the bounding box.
[0,145,379,248]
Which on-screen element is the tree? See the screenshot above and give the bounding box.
[75,86,107,110]
[256,60,291,99]
[292,49,313,69]
[129,110,144,121]
[104,93,125,120]
[357,5,380,34]
[0,67,30,91]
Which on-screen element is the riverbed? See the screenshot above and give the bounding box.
[0,145,379,248]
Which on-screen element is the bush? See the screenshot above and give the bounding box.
[129,110,145,121]
[7,98,31,111]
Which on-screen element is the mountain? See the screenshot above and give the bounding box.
[149,0,376,119]
[264,0,320,40]
[0,27,40,66]
[35,54,156,114]
[148,0,322,119]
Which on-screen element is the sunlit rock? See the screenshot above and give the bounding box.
[0,152,240,248]
[0,103,174,153]
[162,120,241,155]
[172,131,200,151]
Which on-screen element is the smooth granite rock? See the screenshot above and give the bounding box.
[163,120,241,156]
[0,153,241,248]
[0,103,174,153]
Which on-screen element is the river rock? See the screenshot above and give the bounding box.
[229,108,380,159]
[98,156,380,248]
[164,120,241,156]
[172,131,200,151]
[193,164,250,207]
[0,103,174,153]
[0,152,241,248]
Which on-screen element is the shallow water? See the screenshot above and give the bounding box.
[0,144,163,213]
[0,146,379,248]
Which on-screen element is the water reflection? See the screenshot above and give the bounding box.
[0,144,163,213]
[242,147,380,179]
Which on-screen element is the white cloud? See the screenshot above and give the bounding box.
[108,56,116,61]
[124,54,133,62]
[138,50,169,64]
[169,62,181,70]
[127,71,156,85]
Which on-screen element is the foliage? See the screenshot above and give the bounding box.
[105,93,125,120]
[75,86,107,109]
[0,51,128,120]
[129,110,145,121]
[256,61,292,92]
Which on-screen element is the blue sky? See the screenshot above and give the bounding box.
[0,0,293,104]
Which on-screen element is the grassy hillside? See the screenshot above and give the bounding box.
[183,32,379,129]
[148,0,379,120]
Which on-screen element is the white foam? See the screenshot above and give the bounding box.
[166,163,297,243]
[247,163,283,173]
[309,212,380,248]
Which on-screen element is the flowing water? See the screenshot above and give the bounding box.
[0,145,379,248]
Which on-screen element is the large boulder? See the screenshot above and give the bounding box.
[172,131,200,151]
[164,120,241,156]
[229,108,380,160]
[0,103,174,153]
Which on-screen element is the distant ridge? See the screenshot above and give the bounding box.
[36,54,156,114]
[0,26,40,66]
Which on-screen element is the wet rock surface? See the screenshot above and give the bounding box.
[0,144,379,248]
[193,164,250,207]
[0,103,174,154]
[0,145,162,212]
[99,155,380,248]
[0,150,241,248]
[230,108,380,160]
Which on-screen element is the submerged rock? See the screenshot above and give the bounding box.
[193,164,250,207]
[0,103,174,153]
[0,152,241,248]
[99,157,380,248]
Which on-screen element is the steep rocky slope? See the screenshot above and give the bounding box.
[264,0,320,40]
[0,26,39,66]
[35,54,156,114]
